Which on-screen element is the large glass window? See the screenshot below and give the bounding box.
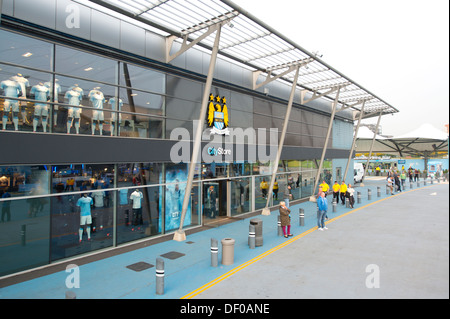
[0,30,53,71]
[55,46,118,85]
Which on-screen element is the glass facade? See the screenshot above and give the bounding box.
[0,28,340,277]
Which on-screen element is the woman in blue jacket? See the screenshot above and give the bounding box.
[317,192,328,231]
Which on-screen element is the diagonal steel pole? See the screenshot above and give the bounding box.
[343,100,366,184]
[262,65,300,215]
[310,86,342,201]
[361,111,383,186]
[173,26,222,241]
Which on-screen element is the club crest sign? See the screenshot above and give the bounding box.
[207,94,230,135]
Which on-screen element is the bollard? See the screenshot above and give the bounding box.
[345,197,350,208]
[277,215,282,236]
[431,178,433,184]
[332,199,337,213]
[385,185,389,195]
[410,182,413,189]
[250,219,263,247]
[211,238,218,267]
[65,291,76,299]
[357,192,361,204]
[377,187,381,197]
[221,238,235,265]
[368,189,372,201]
[156,258,164,295]
[424,179,427,185]
[249,224,256,249]
[417,181,420,187]
[299,208,305,226]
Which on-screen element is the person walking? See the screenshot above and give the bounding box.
[317,192,328,231]
[279,201,292,238]
[332,181,340,204]
[400,170,407,188]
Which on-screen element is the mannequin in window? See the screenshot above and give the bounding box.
[44,79,61,127]
[1,76,23,131]
[130,188,143,228]
[89,87,105,135]
[30,83,50,132]
[77,193,93,243]
[109,97,123,136]
[11,73,30,126]
[65,84,83,134]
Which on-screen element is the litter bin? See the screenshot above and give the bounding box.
[221,238,235,265]
[250,218,263,247]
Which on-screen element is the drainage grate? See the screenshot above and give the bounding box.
[160,251,185,260]
[126,262,154,272]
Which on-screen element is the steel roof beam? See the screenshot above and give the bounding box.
[165,10,238,63]
[252,57,313,90]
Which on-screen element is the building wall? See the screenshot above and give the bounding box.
[0,0,356,277]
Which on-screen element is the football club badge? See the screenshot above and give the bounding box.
[207,94,230,135]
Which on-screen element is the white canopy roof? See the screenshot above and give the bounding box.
[356,123,448,157]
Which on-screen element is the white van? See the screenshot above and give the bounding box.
[354,162,364,183]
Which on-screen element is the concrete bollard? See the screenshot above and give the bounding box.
[221,238,235,265]
[368,189,372,201]
[277,215,282,236]
[250,219,263,247]
[417,181,420,187]
[345,197,350,208]
[248,224,255,249]
[357,192,361,204]
[385,185,389,195]
[332,199,337,213]
[156,258,164,295]
[410,182,413,189]
[299,208,304,226]
[211,238,218,267]
[431,178,433,184]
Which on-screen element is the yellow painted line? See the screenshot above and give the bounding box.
[181,185,435,299]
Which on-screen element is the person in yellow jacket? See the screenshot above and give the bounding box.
[339,181,348,205]
[319,181,329,197]
[332,181,340,204]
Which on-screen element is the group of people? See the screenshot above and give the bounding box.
[278,179,357,236]
[386,168,408,195]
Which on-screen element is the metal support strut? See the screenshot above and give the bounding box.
[174,26,223,241]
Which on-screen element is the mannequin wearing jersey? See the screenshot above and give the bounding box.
[89,88,105,135]
[76,193,93,242]
[109,97,123,136]
[30,83,50,132]
[65,85,83,134]
[44,79,61,127]
[1,77,23,130]
[11,74,30,125]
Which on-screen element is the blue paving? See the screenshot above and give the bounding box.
[0,179,433,299]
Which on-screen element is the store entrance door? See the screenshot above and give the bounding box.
[203,179,228,227]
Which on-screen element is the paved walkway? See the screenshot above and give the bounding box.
[0,177,448,300]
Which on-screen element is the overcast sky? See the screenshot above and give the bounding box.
[233,0,449,136]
